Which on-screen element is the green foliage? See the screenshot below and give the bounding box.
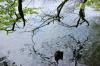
[0,0,4,2]
[24,7,39,14]
[0,0,39,31]
[86,0,93,6]
[87,0,100,10]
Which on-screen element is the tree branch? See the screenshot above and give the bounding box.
[56,0,68,22]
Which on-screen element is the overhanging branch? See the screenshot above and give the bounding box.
[56,0,68,22]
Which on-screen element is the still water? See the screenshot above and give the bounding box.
[0,0,100,66]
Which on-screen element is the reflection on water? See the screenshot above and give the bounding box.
[0,0,100,66]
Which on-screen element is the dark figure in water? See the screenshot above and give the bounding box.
[3,61,8,66]
[76,0,89,27]
[54,51,63,64]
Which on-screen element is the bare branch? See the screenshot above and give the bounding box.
[56,0,68,22]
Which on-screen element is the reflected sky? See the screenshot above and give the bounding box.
[0,0,100,66]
